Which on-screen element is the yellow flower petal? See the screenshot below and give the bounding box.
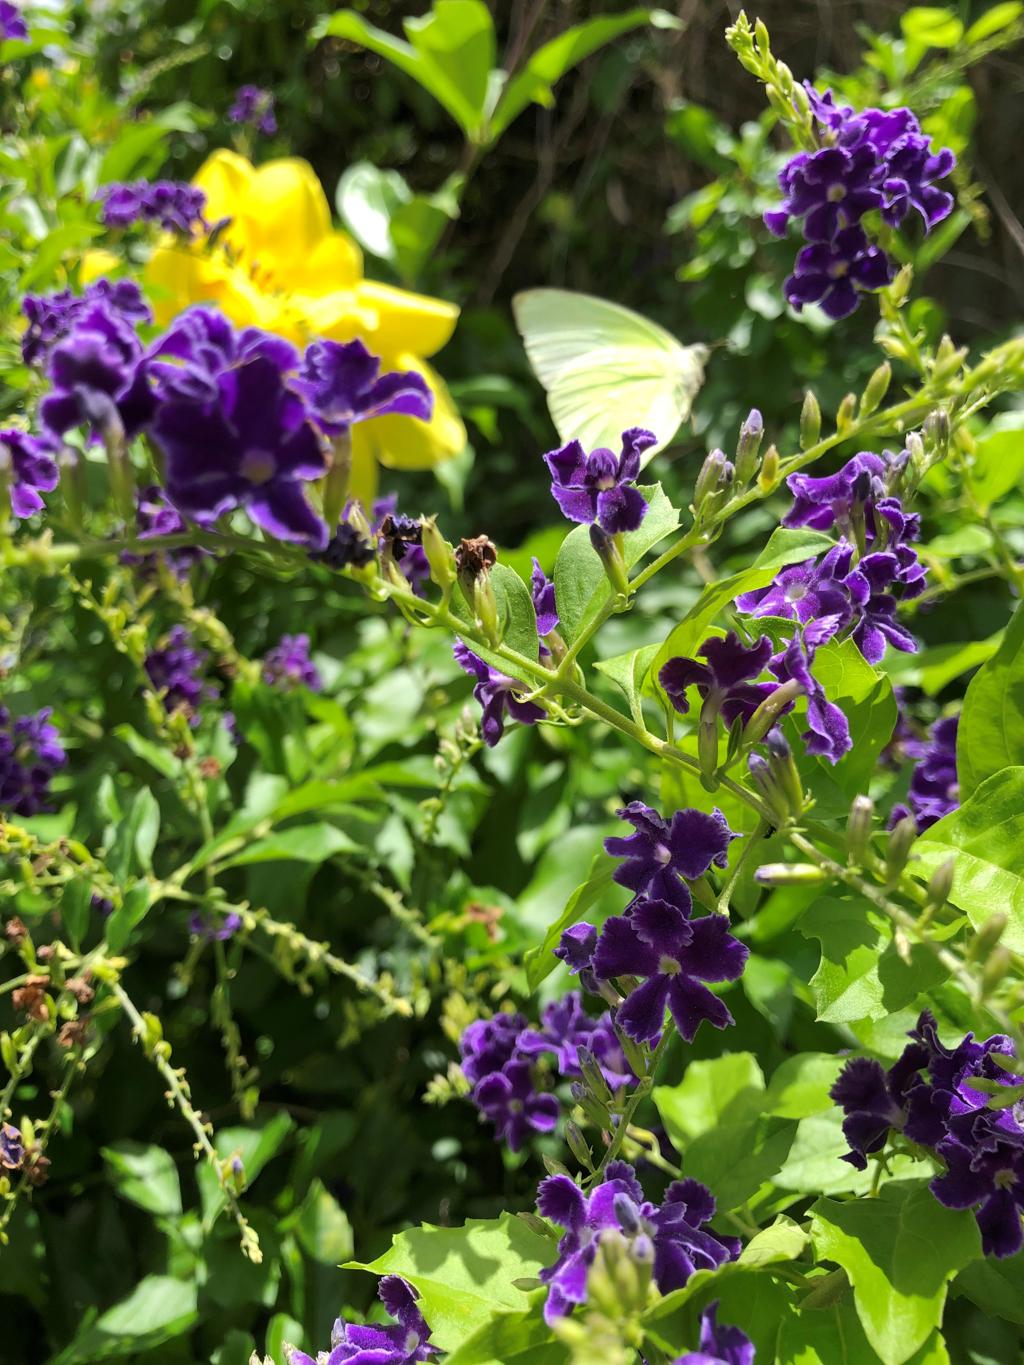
[353,280,459,359]
[193,149,255,223]
[241,159,332,277]
[292,231,364,292]
[348,432,380,507]
[353,355,466,471]
[80,248,121,284]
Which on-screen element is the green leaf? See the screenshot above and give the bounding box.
[554,483,680,645]
[198,1113,294,1225]
[317,2,496,140]
[676,1115,796,1212]
[452,562,540,684]
[798,897,947,1024]
[594,643,660,726]
[107,788,160,882]
[901,7,964,47]
[346,1213,556,1352]
[954,1249,1024,1325]
[801,639,895,814]
[763,1053,846,1119]
[958,601,1024,795]
[102,1142,182,1218]
[336,161,413,262]
[965,0,1023,41]
[445,1303,562,1365]
[293,1179,354,1264]
[914,766,1024,952]
[105,883,153,955]
[739,1216,809,1268]
[646,529,835,691]
[524,850,616,990]
[654,1052,765,1146]
[60,879,92,951]
[220,822,362,867]
[50,1275,198,1363]
[778,1292,950,1364]
[810,1182,980,1365]
[885,632,1002,697]
[489,10,658,138]
[642,1263,794,1361]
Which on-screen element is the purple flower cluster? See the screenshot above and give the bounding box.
[0,706,66,816]
[27,288,432,551]
[767,88,955,319]
[287,1275,434,1365]
[459,994,633,1152]
[737,451,925,666]
[189,910,243,941]
[675,1302,755,1365]
[563,803,748,1046]
[228,85,277,137]
[1,429,59,518]
[832,1011,1024,1257]
[453,642,544,748]
[545,427,656,535]
[0,2,27,41]
[261,633,322,692]
[121,485,206,580]
[95,181,211,238]
[891,714,959,832]
[537,1160,739,1324]
[21,279,151,368]
[144,626,219,724]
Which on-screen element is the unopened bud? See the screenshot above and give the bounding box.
[836,393,857,435]
[890,263,913,305]
[421,516,456,591]
[792,81,811,118]
[570,1081,611,1130]
[982,945,1013,997]
[923,409,950,460]
[885,814,918,880]
[698,716,720,787]
[578,1046,613,1104]
[565,1120,593,1171]
[735,408,764,483]
[455,534,497,597]
[766,728,805,816]
[612,1019,649,1080]
[968,912,1008,962]
[758,443,780,492]
[743,678,801,746]
[542,1154,572,1178]
[846,795,875,863]
[748,752,788,825]
[322,431,352,530]
[589,524,631,598]
[755,862,827,886]
[694,448,730,509]
[800,391,821,450]
[860,362,892,417]
[754,17,770,54]
[613,1192,642,1235]
[925,857,955,910]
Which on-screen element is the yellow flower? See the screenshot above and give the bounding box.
[145,149,465,502]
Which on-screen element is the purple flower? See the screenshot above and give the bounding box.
[896,715,959,831]
[555,922,598,975]
[0,430,59,518]
[96,180,210,238]
[472,1059,560,1151]
[784,451,888,533]
[0,706,66,816]
[0,3,27,41]
[517,992,634,1089]
[121,485,205,580]
[294,339,432,438]
[261,634,322,692]
[766,144,884,243]
[604,802,736,899]
[287,1275,435,1365]
[544,427,656,534]
[375,506,430,595]
[144,626,219,723]
[768,630,851,763]
[0,1123,24,1170]
[844,551,920,664]
[531,558,559,636]
[39,303,154,443]
[459,1012,526,1085]
[152,354,329,549]
[736,542,855,632]
[452,641,544,747]
[784,225,893,321]
[228,85,278,137]
[659,632,775,725]
[593,899,748,1044]
[317,518,376,571]
[537,1162,738,1325]
[22,279,151,368]
[674,1301,755,1365]
[189,911,242,941]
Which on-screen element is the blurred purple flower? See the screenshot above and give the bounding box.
[0,429,58,518]
[96,180,210,237]
[228,85,278,137]
[144,626,219,724]
[453,641,544,747]
[261,633,322,692]
[674,1301,755,1365]
[0,706,66,816]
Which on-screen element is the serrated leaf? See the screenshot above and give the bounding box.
[958,602,1024,795]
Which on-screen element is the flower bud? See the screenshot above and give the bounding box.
[859,362,892,417]
[800,391,821,450]
[698,716,720,787]
[735,409,764,483]
[455,534,497,598]
[570,1081,611,1130]
[754,862,827,886]
[836,392,857,435]
[578,1045,613,1104]
[754,17,771,54]
[743,678,801,746]
[758,443,780,492]
[925,856,955,910]
[747,752,788,826]
[421,516,456,591]
[982,945,1013,998]
[890,263,913,305]
[613,1192,642,1235]
[589,524,631,598]
[923,409,950,461]
[968,912,1008,962]
[845,794,874,863]
[884,814,918,880]
[766,728,805,816]
[565,1120,593,1171]
[542,1154,572,1178]
[322,431,352,530]
[694,448,730,510]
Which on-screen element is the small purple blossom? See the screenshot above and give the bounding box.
[531,557,559,636]
[453,641,544,747]
[0,2,27,41]
[0,1123,24,1170]
[537,1161,739,1324]
[659,632,775,725]
[189,911,242,941]
[0,706,66,816]
[286,1275,435,1365]
[517,993,635,1089]
[144,626,219,724]
[39,303,154,443]
[592,898,749,1044]
[472,1058,560,1151]
[261,634,322,692]
[121,485,205,580]
[768,628,851,763]
[22,279,151,368]
[459,1012,526,1085]
[375,505,430,595]
[555,922,598,976]
[0,430,59,518]
[674,1301,755,1365]
[316,518,376,571]
[604,802,736,899]
[893,714,959,831]
[294,339,432,438]
[228,85,278,137]
[784,225,892,321]
[544,427,656,534]
[96,180,211,238]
